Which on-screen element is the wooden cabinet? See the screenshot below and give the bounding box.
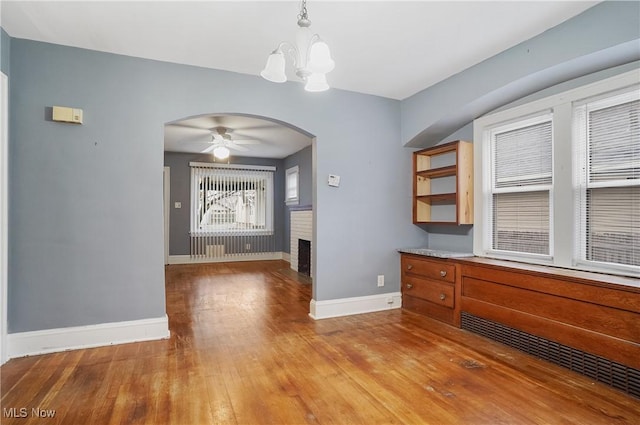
[458,257,640,370]
[401,254,460,327]
[413,140,473,225]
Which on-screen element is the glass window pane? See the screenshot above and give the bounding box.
[493,191,550,255]
[589,99,640,183]
[494,120,552,188]
[587,186,639,266]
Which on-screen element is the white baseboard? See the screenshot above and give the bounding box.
[309,292,402,320]
[168,252,285,265]
[282,252,291,263]
[7,315,170,359]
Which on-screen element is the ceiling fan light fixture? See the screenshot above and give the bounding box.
[213,146,230,160]
[262,0,334,93]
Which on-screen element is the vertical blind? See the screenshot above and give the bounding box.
[491,117,553,255]
[189,163,275,258]
[577,92,639,267]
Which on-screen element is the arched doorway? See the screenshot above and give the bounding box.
[162,113,315,278]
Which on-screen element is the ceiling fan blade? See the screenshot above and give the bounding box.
[232,139,261,145]
[167,123,213,133]
[227,143,249,152]
[201,145,216,153]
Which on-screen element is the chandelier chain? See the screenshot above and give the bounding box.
[298,0,309,21]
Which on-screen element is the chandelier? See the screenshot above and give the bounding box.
[260,0,335,92]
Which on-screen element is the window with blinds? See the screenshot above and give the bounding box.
[475,69,638,278]
[490,115,553,256]
[575,89,639,268]
[285,166,299,205]
[190,163,274,236]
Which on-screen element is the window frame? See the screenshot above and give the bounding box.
[285,165,300,206]
[474,69,639,278]
[487,113,555,261]
[573,88,639,275]
[189,162,275,237]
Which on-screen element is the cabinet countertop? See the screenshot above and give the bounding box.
[398,248,474,259]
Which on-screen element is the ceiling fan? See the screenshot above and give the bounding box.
[198,127,260,159]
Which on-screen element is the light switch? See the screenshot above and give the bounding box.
[174,202,182,209]
[328,174,340,187]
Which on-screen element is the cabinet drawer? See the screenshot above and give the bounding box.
[402,276,454,308]
[401,256,455,283]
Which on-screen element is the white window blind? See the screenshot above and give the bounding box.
[494,120,553,188]
[493,191,550,255]
[190,163,274,236]
[475,69,639,278]
[490,115,553,256]
[575,89,640,268]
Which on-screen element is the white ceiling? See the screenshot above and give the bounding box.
[165,114,313,157]
[1,0,599,157]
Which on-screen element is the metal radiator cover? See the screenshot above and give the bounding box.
[461,312,639,398]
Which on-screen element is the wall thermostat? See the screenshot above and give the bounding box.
[328,174,340,187]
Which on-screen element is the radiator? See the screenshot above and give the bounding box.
[461,312,640,398]
[190,234,275,259]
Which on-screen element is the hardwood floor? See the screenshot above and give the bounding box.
[1,260,639,424]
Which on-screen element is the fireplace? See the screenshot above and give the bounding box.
[298,239,311,276]
[290,208,312,276]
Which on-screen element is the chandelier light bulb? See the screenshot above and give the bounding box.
[304,72,329,92]
[260,51,287,83]
[308,41,335,74]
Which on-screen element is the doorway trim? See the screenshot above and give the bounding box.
[163,166,170,265]
[1,72,9,364]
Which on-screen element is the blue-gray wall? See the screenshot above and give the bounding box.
[283,144,312,254]
[7,37,427,333]
[402,1,640,148]
[163,152,285,256]
[4,1,639,334]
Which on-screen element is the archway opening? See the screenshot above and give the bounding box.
[162,112,316,281]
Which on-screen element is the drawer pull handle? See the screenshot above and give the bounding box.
[406,283,413,289]
[407,264,413,270]
[439,293,446,301]
[440,270,447,277]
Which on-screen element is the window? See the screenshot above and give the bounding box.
[474,69,639,277]
[285,166,299,205]
[490,115,553,257]
[190,163,274,236]
[574,89,639,269]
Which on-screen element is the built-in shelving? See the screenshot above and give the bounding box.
[413,140,473,225]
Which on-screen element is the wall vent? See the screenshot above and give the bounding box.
[461,312,640,398]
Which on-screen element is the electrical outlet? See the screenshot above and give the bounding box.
[377,275,384,287]
[245,243,251,251]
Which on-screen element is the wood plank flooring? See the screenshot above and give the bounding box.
[1,260,639,424]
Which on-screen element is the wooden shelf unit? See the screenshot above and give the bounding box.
[413,140,473,225]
